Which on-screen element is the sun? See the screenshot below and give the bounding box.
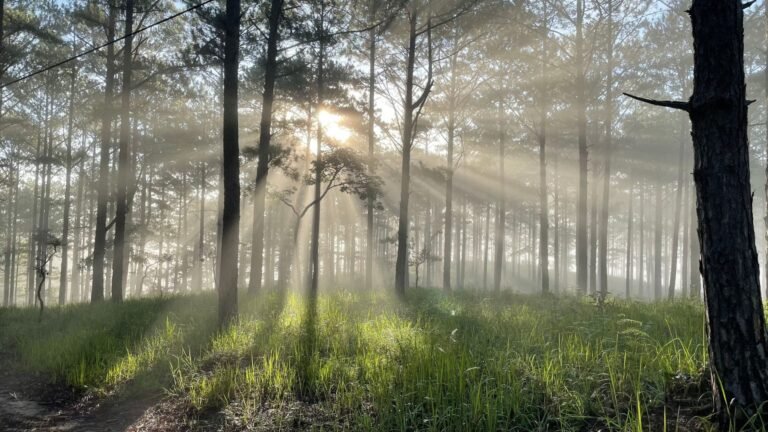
[318,110,353,143]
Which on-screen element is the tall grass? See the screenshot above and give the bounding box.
[0,289,712,430]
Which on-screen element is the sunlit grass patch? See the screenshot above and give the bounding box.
[0,289,711,430]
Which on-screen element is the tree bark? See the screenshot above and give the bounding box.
[575,0,588,296]
[219,0,241,327]
[111,0,135,303]
[92,3,117,302]
[667,134,686,300]
[689,1,768,423]
[249,0,283,295]
[59,50,78,305]
[365,0,377,291]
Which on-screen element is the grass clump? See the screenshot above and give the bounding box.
[0,289,710,430]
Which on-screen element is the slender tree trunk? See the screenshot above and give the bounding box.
[667,134,686,300]
[59,53,78,305]
[443,52,457,292]
[681,174,690,298]
[193,163,206,292]
[92,4,117,302]
[111,0,135,303]
[310,5,326,298]
[599,3,613,299]
[575,0,588,296]
[653,179,662,300]
[589,161,598,295]
[395,10,420,295]
[219,0,241,327]
[625,182,633,299]
[483,203,490,290]
[494,105,505,292]
[365,0,377,291]
[249,0,283,294]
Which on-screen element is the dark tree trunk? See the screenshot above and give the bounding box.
[310,4,326,299]
[688,1,768,423]
[395,11,419,296]
[111,0,135,303]
[92,3,117,303]
[219,0,241,327]
[689,186,700,299]
[625,1,768,423]
[249,0,283,295]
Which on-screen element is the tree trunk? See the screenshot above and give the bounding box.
[309,4,326,299]
[687,1,768,423]
[219,0,241,327]
[92,3,117,303]
[667,134,686,300]
[538,24,549,294]
[653,179,662,301]
[494,107,505,292]
[443,51,457,292]
[598,3,613,300]
[111,0,135,303]
[625,183,633,300]
[395,10,419,295]
[575,0,588,296]
[249,0,283,295]
[365,0,377,291]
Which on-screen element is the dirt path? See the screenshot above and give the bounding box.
[0,354,168,431]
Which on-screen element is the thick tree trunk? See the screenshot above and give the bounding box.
[687,1,768,423]
[249,0,283,295]
[219,0,241,327]
[92,4,117,303]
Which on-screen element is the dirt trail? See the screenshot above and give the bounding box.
[0,354,166,431]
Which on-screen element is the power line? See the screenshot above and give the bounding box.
[0,0,216,90]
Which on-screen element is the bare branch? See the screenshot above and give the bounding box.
[622,92,690,112]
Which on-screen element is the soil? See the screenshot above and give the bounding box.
[0,352,167,432]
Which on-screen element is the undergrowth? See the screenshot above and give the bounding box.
[0,289,718,431]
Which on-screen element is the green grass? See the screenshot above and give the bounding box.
[0,289,716,431]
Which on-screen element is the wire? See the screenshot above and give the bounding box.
[0,0,216,90]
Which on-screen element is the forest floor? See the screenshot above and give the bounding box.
[0,289,732,431]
